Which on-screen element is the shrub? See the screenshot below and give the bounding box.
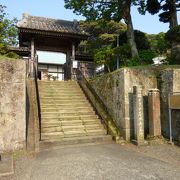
[165,25,180,43]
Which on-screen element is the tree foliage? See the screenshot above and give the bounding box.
[117,30,150,50]
[147,32,169,54]
[79,20,126,54]
[64,0,144,58]
[165,25,180,63]
[165,25,180,43]
[94,45,116,72]
[78,20,126,71]
[80,20,163,70]
[144,0,180,29]
[0,5,18,57]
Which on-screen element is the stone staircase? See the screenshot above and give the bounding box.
[38,81,111,148]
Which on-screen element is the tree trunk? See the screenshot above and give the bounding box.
[169,0,179,64]
[124,3,139,58]
[171,42,180,63]
[169,0,178,29]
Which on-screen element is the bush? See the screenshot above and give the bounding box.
[139,50,157,64]
[117,30,150,50]
[165,25,180,43]
[126,56,141,66]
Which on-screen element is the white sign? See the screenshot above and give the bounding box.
[73,61,78,68]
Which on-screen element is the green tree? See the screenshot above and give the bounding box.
[94,45,116,72]
[0,5,18,56]
[165,25,180,63]
[139,1,179,64]
[143,0,179,29]
[64,0,144,58]
[79,20,126,54]
[78,20,126,71]
[147,32,169,54]
[117,30,150,50]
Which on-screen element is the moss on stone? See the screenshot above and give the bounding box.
[0,55,20,61]
[79,79,121,141]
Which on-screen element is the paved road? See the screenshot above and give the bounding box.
[1,143,180,180]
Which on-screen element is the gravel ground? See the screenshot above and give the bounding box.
[1,143,180,180]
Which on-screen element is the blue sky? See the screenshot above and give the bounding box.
[1,0,179,34]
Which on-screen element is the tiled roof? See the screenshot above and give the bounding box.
[17,13,87,36]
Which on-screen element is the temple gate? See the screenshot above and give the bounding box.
[17,13,94,80]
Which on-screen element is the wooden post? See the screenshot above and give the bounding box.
[65,51,71,80]
[72,43,75,60]
[30,38,35,77]
[71,43,75,79]
[148,89,161,136]
[31,38,35,60]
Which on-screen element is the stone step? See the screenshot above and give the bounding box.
[39,88,81,91]
[62,125,85,131]
[41,118,101,124]
[86,129,107,136]
[40,103,90,108]
[39,84,80,87]
[41,109,95,114]
[41,119,102,127]
[39,90,81,93]
[39,135,112,150]
[60,119,101,126]
[40,96,86,100]
[41,114,99,121]
[41,123,104,133]
[38,82,79,85]
[39,82,79,86]
[41,107,94,113]
[39,89,82,93]
[61,120,83,126]
[39,86,81,90]
[41,132,64,140]
[83,119,102,125]
[40,99,88,104]
[39,85,80,88]
[41,123,61,128]
[84,123,104,130]
[41,125,106,138]
[41,112,96,119]
[39,93,84,97]
[40,96,87,100]
[41,126,62,133]
[63,130,86,138]
[39,81,109,144]
[40,104,92,109]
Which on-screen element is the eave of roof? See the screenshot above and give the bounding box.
[19,28,88,40]
[17,13,88,39]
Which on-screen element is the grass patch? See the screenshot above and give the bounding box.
[0,55,20,61]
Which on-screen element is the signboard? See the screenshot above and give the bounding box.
[169,94,180,109]
[73,61,78,69]
[168,92,180,143]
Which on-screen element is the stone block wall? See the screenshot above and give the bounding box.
[160,69,180,142]
[0,59,26,152]
[90,66,180,142]
[89,69,124,137]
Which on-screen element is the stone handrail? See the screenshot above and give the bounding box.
[77,69,121,141]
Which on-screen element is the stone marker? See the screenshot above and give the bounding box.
[132,86,146,145]
[148,89,161,136]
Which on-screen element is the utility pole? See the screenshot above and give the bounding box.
[117,34,120,69]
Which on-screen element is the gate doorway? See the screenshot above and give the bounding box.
[37,51,66,81]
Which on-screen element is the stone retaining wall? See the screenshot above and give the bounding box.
[90,66,180,143]
[0,58,26,152]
